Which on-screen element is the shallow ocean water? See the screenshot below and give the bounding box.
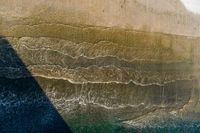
[68,117,200,133]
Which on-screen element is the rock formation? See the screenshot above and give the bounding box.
[0,0,200,132]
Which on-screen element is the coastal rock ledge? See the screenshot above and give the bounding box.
[1,0,200,132]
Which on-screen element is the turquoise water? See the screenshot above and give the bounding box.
[69,119,200,133]
[121,121,200,133]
